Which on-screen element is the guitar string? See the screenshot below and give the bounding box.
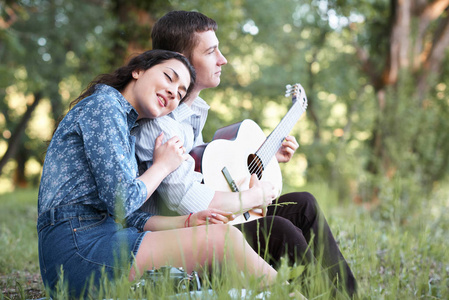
[246,88,303,175]
[247,91,307,177]
[246,86,303,175]
[248,106,299,174]
[247,93,307,175]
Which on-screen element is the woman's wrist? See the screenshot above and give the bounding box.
[150,160,172,178]
[184,212,193,228]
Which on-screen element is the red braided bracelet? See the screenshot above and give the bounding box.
[184,212,193,228]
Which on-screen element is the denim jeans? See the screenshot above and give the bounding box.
[37,204,146,298]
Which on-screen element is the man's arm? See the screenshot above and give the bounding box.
[135,116,215,215]
[208,175,275,214]
[134,116,276,217]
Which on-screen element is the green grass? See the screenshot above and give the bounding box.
[303,181,449,299]
[0,189,43,299]
[0,184,448,299]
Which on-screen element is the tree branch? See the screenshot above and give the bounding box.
[413,0,449,70]
[422,0,449,20]
[416,13,449,101]
[0,5,18,29]
[426,14,449,73]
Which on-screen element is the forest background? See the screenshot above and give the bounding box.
[0,0,449,298]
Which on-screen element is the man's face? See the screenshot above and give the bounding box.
[189,30,227,91]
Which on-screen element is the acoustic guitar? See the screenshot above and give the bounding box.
[190,84,308,224]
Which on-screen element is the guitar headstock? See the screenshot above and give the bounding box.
[285,83,308,111]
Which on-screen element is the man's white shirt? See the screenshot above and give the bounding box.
[131,97,215,223]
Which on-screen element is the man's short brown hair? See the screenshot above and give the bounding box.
[151,10,218,61]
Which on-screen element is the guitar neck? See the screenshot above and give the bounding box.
[256,100,305,167]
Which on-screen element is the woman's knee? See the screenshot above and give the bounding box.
[208,224,243,248]
[222,224,246,244]
[201,224,246,261]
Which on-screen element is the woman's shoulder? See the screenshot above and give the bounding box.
[78,85,128,117]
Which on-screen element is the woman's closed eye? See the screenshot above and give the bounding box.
[164,68,187,101]
[164,72,172,82]
[164,72,181,100]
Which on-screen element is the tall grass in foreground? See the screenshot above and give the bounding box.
[0,183,448,299]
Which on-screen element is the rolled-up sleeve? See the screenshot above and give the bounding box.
[125,208,154,231]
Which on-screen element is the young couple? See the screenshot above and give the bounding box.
[130,10,357,298]
[37,10,356,299]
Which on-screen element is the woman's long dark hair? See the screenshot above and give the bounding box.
[70,49,196,109]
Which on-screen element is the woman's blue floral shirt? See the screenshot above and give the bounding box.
[38,84,150,225]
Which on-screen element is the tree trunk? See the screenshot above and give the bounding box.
[109,0,159,64]
[14,147,28,187]
[0,92,42,175]
[358,0,449,203]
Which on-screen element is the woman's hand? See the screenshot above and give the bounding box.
[275,135,299,163]
[144,209,235,231]
[189,209,236,227]
[248,174,276,209]
[152,132,188,174]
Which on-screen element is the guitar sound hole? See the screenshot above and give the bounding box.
[247,154,263,180]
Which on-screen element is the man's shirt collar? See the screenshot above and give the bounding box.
[170,96,210,122]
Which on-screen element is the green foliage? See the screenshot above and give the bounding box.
[3,0,114,96]
[358,73,449,203]
[0,0,119,189]
[1,0,449,211]
[2,184,449,299]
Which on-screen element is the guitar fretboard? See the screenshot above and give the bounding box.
[254,90,307,170]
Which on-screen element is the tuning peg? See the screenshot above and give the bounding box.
[285,84,294,97]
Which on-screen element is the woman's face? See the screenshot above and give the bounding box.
[123,59,191,119]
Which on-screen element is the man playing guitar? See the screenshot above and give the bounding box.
[130,10,357,299]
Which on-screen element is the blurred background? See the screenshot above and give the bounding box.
[1,0,448,211]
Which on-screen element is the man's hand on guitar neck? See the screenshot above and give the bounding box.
[275,135,299,163]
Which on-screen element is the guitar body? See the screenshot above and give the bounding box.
[189,83,308,225]
[190,119,282,224]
